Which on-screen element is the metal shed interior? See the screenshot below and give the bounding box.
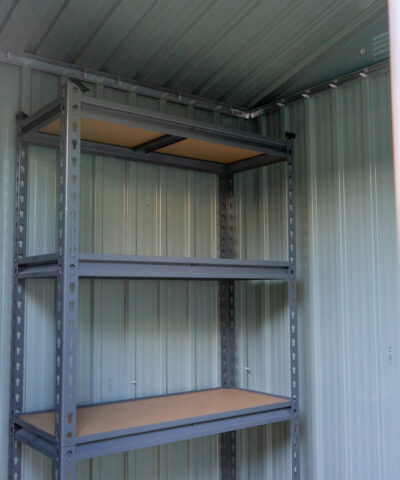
[0,1,399,479]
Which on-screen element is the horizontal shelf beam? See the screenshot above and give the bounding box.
[18,254,289,280]
[75,408,291,460]
[19,254,58,265]
[18,264,58,278]
[18,254,58,278]
[21,100,60,135]
[228,153,286,173]
[134,134,185,152]
[15,428,56,459]
[79,254,290,279]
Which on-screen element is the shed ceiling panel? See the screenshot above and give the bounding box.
[0,0,388,107]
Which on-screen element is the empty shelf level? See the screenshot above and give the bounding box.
[16,388,291,459]
[18,254,290,280]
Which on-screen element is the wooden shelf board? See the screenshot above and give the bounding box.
[19,388,289,439]
[39,118,262,164]
[41,118,163,149]
[157,138,262,163]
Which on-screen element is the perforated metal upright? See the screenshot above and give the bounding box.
[286,132,300,478]
[9,112,28,480]
[218,134,299,480]
[219,173,236,480]
[51,82,81,479]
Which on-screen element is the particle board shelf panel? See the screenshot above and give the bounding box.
[40,118,263,164]
[41,117,163,149]
[16,388,291,459]
[157,138,262,163]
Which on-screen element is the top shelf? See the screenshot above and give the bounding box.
[21,95,288,174]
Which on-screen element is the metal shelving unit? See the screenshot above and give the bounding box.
[9,82,299,480]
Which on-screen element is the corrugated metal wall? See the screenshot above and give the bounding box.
[0,62,20,479]
[1,61,399,480]
[256,68,400,479]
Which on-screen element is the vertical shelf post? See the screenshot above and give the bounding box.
[219,173,236,480]
[285,132,300,479]
[53,82,81,480]
[9,112,29,480]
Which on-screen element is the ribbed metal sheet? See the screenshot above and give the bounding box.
[0,62,20,480]
[257,68,400,480]
[234,163,291,479]
[0,62,399,480]
[0,0,388,107]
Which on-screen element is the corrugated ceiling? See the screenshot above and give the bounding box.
[0,0,389,108]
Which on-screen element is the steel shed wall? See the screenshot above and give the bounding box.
[0,62,20,480]
[256,68,400,480]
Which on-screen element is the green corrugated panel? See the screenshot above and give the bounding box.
[0,63,20,479]
[234,161,291,480]
[247,68,399,480]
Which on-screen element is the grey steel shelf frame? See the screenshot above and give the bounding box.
[9,82,299,480]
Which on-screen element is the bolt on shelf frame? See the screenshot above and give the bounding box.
[9,81,299,480]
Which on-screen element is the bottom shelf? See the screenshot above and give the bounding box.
[16,388,292,460]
